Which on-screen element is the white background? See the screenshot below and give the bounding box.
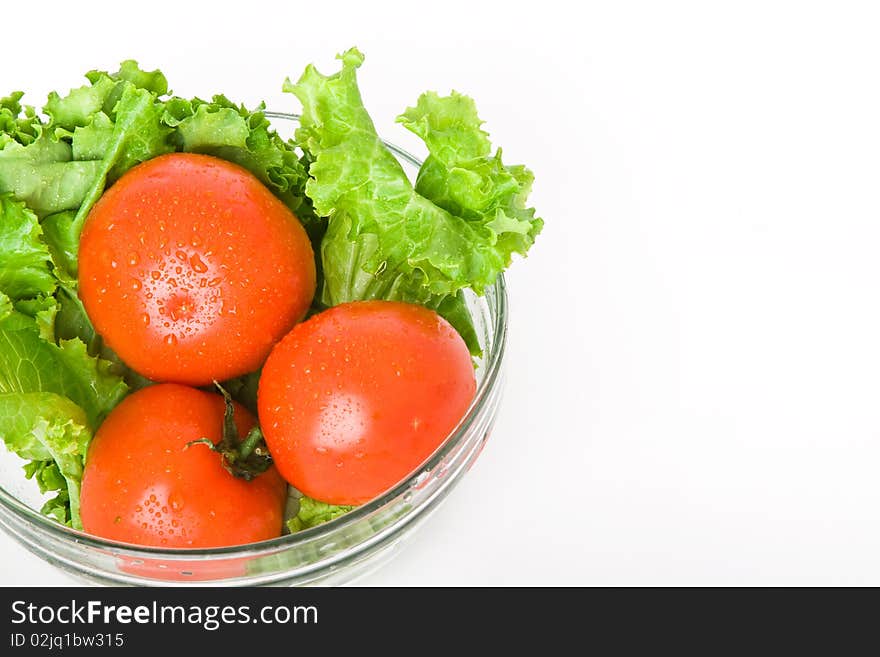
[3,0,880,585]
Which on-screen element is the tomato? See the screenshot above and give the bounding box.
[258,301,477,505]
[78,152,316,385]
[80,384,287,548]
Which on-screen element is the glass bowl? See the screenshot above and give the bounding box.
[0,112,508,586]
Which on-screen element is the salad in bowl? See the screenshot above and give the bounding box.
[0,48,541,583]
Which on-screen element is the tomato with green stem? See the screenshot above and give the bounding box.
[80,383,287,548]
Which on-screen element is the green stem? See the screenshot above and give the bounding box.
[186,382,273,481]
[238,427,264,460]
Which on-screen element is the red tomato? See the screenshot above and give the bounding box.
[258,301,477,505]
[80,384,287,548]
[78,153,316,385]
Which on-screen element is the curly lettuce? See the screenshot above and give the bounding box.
[398,91,542,260]
[0,393,93,527]
[284,48,541,354]
[162,94,316,227]
[0,201,129,529]
[0,195,56,298]
[286,495,354,533]
[0,198,129,528]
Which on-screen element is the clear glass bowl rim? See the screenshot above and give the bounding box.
[0,111,508,563]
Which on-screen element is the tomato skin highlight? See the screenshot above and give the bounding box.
[258,301,477,505]
[80,384,287,548]
[78,152,316,385]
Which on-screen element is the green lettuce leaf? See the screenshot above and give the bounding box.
[1,92,41,146]
[99,60,169,96]
[7,63,174,266]
[13,294,59,343]
[0,194,55,298]
[285,49,540,354]
[44,61,168,133]
[0,136,104,218]
[44,75,118,132]
[0,393,91,528]
[288,49,484,299]
[23,459,72,524]
[0,292,11,321]
[40,211,79,284]
[287,495,354,533]
[0,317,129,429]
[161,94,317,225]
[70,84,172,183]
[397,91,542,260]
[67,82,174,248]
[0,294,128,528]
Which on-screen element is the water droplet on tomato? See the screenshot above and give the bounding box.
[141,313,150,326]
[208,277,221,287]
[165,334,177,346]
[128,252,139,266]
[151,270,161,280]
[130,278,141,291]
[168,493,184,511]
[189,254,208,273]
